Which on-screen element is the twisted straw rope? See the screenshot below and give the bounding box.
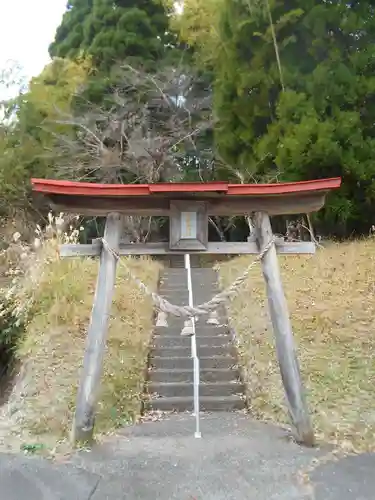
[101,237,274,318]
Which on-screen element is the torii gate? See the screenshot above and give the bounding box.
[31,176,341,446]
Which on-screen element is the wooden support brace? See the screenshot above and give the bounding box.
[254,211,315,447]
[59,241,316,258]
[71,212,122,444]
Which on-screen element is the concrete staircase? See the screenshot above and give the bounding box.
[145,266,246,412]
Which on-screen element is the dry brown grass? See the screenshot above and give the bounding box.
[218,238,375,452]
[1,246,160,452]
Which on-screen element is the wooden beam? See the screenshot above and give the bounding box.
[254,211,315,447]
[61,243,102,257]
[59,241,316,258]
[47,192,328,217]
[71,212,122,444]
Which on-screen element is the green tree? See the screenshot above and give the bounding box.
[0,57,91,215]
[210,0,375,235]
[49,0,172,71]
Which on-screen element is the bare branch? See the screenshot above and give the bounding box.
[47,63,213,239]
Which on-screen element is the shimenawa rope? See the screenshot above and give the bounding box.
[101,237,274,318]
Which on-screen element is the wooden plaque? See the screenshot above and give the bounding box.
[169,201,208,251]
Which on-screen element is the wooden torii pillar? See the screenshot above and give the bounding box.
[31,177,341,445]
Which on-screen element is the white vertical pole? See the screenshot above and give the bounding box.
[193,356,200,437]
[184,253,201,439]
[185,254,196,356]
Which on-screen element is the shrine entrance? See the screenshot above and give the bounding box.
[32,177,341,446]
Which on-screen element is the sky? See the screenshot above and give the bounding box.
[0,0,67,99]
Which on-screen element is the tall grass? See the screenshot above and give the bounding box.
[0,220,160,453]
[219,238,375,452]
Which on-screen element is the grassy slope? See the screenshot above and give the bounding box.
[2,251,160,452]
[219,239,375,452]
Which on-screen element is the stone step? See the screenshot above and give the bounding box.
[153,335,231,348]
[155,304,227,314]
[156,310,224,320]
[158,290,220,299]
[159,280,219,286]
[154,325,229,336]
[156,322,228,332]
[149,368,239,383]
[158,295,219,304]
[146,265,245,414]
[160,284,219,291]
[161,277,217,282]
[160,285,218,293]
[160,277,218,284]
[159,282,218,290]
[163,278,217,281]
[162,268,217,274]
[148,381,245,398]
[153,331,229,340]
[158,295,217,305]
[160,287,217,292]
[145,395,245,412]
[151,345,232,358]
[150,356,237,370]
[159,279,219,287]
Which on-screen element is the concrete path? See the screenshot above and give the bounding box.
[1,413,374,499]
[0,452,99,499]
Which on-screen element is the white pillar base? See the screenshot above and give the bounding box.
[207,310,220,325]
[181,319,194,336]
[156,311,168,327]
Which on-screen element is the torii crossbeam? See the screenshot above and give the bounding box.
[31,176,341,446]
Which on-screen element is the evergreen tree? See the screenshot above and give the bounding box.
[212,0,375,235]
[49,0,172,71]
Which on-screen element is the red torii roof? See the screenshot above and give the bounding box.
[31,177,341,216]
[31,177,341,197]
